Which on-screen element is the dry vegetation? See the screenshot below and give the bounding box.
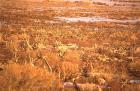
[0,0,140,91]
[0,63,62,91]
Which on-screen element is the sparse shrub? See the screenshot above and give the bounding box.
[0,42,13,64]
[0,63,62,91]
[123,84,140,91]
[128,60,140,77]
[61,62,80,81]
[79,83,99,91]
[63,50,81,63]
[0,33,3,42]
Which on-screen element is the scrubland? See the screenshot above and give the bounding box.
[0,0,140,91]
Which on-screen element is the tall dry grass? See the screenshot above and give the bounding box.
[0,63,62,91]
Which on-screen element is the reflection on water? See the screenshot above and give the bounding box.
[55,16,140,24]
[92,0,140,6]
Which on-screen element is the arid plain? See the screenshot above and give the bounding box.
[0,0,140,91]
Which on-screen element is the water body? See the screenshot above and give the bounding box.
[92,0,140,6]
[55,16,140,24]
[64,0,140,6]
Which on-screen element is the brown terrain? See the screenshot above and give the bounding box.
[0,0,140,91]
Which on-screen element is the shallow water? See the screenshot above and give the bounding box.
[92,0,140,6]
[55,16,140,24]
[129,80,140,84]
